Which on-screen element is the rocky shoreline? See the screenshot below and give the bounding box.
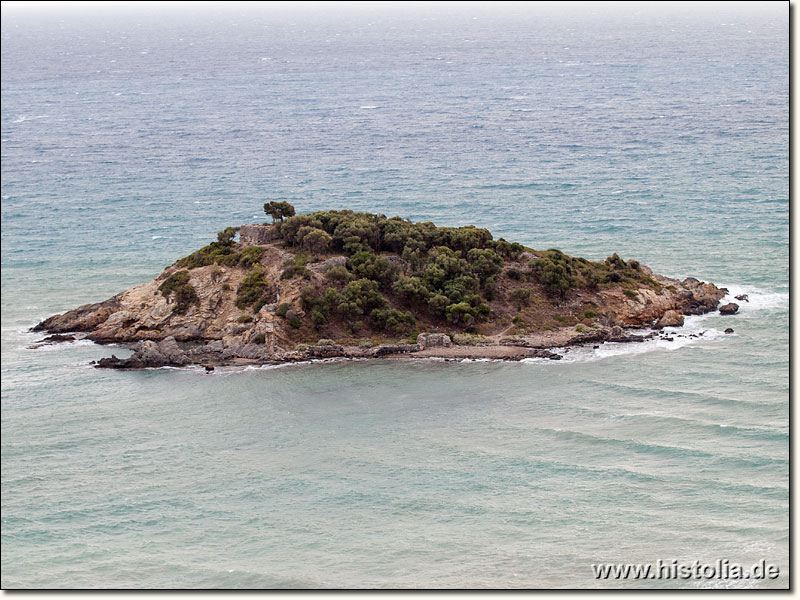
[30,317,736,371]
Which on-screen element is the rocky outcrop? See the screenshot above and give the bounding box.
[680,279,726,315]
[95,336,190,369]
[719,303,739,315]
[32,296,121,333]
[654,310,684,329]
[416,333,452,350]
[527,349,562,360]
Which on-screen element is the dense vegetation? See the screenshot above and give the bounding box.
[158,270,198,314]
[172,204,661,336]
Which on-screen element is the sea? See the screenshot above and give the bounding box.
[0,2,788,589]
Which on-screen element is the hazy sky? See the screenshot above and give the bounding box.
[1,0,787,17]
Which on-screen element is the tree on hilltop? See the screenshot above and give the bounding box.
[264,201,296,222]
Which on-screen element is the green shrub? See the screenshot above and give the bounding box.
[299,286,342,329]
[530,256,577,297]
[237,315,253,323]
[252,333,266,344]
[347,251,399,289]
[482,276,497,300]
[445,301,475,324]
[443,275,478,303]
[276,302,291,318]
[338,279,386,319]
[510,288,531,307]
[623,289,638,298]
[176,228,241,269]
[289,317,301,329]
[583,308,598,319]
[281,254,310,280]
[369,308,415,334]
[299,227,332,255]
[217,226,239,245]
[393,275,431,305]
[427,293,450,318]
[605,253,627,270]
[238,246,264,268]
[158,270,198,314]
[310,309,326,329]
[466,248,503,282]
[581,267,601,289]
[325,264,352,283]
[493,238,524,258]
[236,267,273,312]
[264,200,296,222]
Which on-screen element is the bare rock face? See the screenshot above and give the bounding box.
[655,310,685,329]
[719,303,739,315]
[681,280,726,315]
[32,296,121,333]
[416,333,452,350]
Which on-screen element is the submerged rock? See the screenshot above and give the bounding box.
[528,349,562,360]
[28,333,77,348]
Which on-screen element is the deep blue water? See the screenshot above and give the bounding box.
[1,3,788,589]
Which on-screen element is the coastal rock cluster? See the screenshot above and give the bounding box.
[33,213,732,369]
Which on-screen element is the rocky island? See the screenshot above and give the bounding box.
[33,204,733,369]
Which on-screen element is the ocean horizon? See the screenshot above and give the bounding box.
[1,2,788,589]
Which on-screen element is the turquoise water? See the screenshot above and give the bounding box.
[1,3,788,589]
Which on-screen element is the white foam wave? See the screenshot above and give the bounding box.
[359,105,378,109]
[11,115,49,124]
[27,339,99,352]
[718,284,788,312]
[151,235,163,240]
[522,316,729,365]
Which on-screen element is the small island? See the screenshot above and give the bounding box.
[33,203,733,368]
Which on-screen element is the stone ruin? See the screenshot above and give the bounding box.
[238,224,280,246]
